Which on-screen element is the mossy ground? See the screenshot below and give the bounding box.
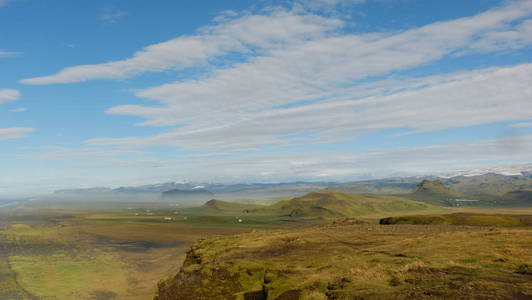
[379,212,532,226]
[2,200,532,300]
[156,222,532,300]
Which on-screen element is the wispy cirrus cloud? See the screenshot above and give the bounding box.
[99,7,127,24]
[0,90,31,142]
[0,50,18,57]
[23,0,524,154]
[0,0,14,8]
[22,11,341,84]
[87,63,532,150]
[18,0,532,184]
[0,128,34,141]
[509,122,532,128]
[30,146,144,160]
[173,135,532,182]
[83,134,532,183]
[0,89,20,104]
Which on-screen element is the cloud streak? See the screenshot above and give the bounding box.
[165,135,532,182]
[88,63,532,151]
[0,128,34,141]
[0,89,20,104]
[99,8,127,24]
[21,12,341,84]
[94,0,532,139]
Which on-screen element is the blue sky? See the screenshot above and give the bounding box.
[1,0,532,195]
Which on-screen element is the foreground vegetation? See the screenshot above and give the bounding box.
[155,221,532,299]
[0,204,260,300]
[380,213,532,227]
[0,190,531,299]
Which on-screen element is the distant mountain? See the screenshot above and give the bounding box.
[161,188,214,204]
[442,172,532,197]
[50,167,532,206]
[200,199,263,212]
[326,172,532,207]
[326,177,426,195]
[54,187,114,195]
[501,190,532,205]
[406,180,463,206]
[52,181,332,200]
[115,182,202,194]
[251,191,432,218]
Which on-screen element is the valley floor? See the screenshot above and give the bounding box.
[0,204,263,300]
[0,203,531,299]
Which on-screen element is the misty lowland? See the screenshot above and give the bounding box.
[2,0,532,299]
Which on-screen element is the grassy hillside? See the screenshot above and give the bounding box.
[380,213,532,227]
[405,180,464,206]
[201,199,264,212]
[154,220,532,300]
[501,190,532,206]
[326,173,532,207]
[253,191,433,218]
[326,178,421,195]
[444,173,532,196]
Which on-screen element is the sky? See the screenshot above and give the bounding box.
[1,0,532,195]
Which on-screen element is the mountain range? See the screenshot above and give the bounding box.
[51,167,532,206]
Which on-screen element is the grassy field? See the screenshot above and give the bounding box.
[156,222,532,299]
[1,198,531,300]
[0,203,270,300]
[380,212,532,227]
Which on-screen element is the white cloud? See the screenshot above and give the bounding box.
[21,12,342,84]
[0,50,18,57]
[88,63,532,151]
[0,128,34,141]
[22,1,532,86]
[30,146,144,160]
[509,122,532,128]
[9,108,26,112]
[469,19,532,52]
[297,0,368,10]
[21,135,532,190]
[0,89,20,104]
[164,135,532,182]
[18,0,532,181]
[0,0,14,8]
[99,0,532,131]
[99,8,127,24]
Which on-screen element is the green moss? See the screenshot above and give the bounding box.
[380,213,527,227]
[457,258,477,264]
[9,251,128,299]
[155,222,532,299]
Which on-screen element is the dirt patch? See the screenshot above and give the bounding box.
[90,290,118,300]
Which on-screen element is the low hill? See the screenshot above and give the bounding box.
[255,191,433,218]
[325,172,532,207]
[500,190,532,206]
[201,199,264,212]
[326,177,423,195]
[444,172,532,197]
[154,222,532,299]
[406,180,463,206]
